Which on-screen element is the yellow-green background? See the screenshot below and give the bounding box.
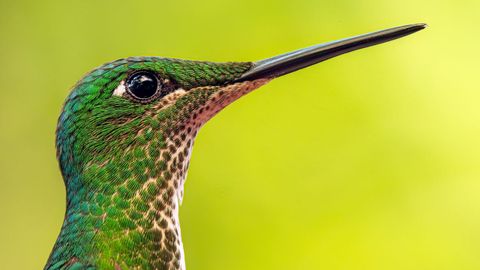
[1,0,479,269]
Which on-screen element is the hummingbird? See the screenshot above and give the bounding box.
[45,24,426,270]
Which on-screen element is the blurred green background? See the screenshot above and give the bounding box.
[1,0,479,269]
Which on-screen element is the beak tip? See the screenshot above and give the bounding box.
[411,23,428,31]
[397,23,428,36]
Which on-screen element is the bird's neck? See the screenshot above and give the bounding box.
[46,131,196,270]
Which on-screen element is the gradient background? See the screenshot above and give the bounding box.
[1,0,479,269]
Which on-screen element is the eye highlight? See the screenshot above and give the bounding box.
[126,71,161,102]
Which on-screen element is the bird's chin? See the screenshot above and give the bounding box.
[192,78,272,125]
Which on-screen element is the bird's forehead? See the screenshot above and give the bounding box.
[79,57,167,85]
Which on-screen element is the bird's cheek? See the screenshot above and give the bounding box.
[151,89,189,112]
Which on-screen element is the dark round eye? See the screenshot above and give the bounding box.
[126,71,160,101]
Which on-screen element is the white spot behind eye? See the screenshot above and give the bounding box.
[112,80,126,97]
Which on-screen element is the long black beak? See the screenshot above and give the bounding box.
[235,23,426,82]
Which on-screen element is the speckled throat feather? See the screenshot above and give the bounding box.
[45,57,269,270]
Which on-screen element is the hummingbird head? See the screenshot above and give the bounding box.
[56,58,264,181]
[56,23,427,202]
[56,24,426,190]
